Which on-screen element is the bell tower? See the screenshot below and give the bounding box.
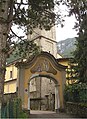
[27,27,57,58]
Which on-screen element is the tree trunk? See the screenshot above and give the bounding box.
[0,24,7,100]
[0,0,10,117]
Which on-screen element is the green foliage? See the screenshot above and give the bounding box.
[6,40,41,64]
[62,0,87,83]
[0,0,63,58]
[12,98,28,118]
[15,40,41,59]
[13,0,55,30]
[73,34,87,83]
[64,83,87,103]
[1,98,28,118]
[8,0,63,40]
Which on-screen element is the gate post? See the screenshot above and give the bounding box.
[28,82,30,114]
[55,84,60,113]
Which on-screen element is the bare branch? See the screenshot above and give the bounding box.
[10,28,24,40]
[8,47,14,55]
[14,2,28,5]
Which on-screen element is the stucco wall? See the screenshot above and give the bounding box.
[22,60,66,110]
[5,65,17,81]
[4,65,17,94]
[4,80,16,93]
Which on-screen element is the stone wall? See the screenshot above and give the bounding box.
[65,102,87,118]
[30,77,55,111]
[30,94,55,111]
[30,98,41,110]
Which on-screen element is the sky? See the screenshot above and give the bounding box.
[56,16,77,42]
[56,5,77,42]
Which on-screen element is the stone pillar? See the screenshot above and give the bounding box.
[55,84,60,113]
[17,67,24,102]
[28,82,30,114]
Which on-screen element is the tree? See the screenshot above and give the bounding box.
[0,0,63,115]
[62,0,87,83]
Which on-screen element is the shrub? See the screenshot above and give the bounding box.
[1,98,28,118]
[64,83,87,103]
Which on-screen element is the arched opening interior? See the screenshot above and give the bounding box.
[28,74,60,113]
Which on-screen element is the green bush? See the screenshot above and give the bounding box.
[1,98,28,118]
[64,83,87,103]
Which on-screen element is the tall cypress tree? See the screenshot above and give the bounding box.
[63,0,87,83]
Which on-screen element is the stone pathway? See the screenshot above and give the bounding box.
[29,110,78,118]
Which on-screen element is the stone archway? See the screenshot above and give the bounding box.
[16,52,67,113]
[28,74,60,113]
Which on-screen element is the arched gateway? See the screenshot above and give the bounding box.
[16,52,67,113]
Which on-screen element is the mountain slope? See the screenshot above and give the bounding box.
[57,38,76,58]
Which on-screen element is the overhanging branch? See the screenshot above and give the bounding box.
[10,28,24,40]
